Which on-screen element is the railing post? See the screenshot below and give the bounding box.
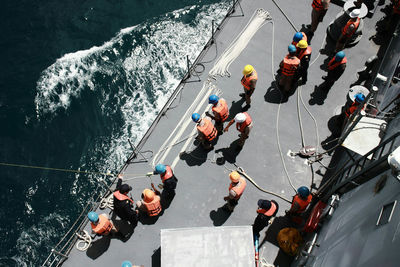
[211,20,215,44]
[186,55,191,79]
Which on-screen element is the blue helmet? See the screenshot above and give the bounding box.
[192,113,201,122]
[288,44,297,54]
[88,212,99,223]
[297,186,310,198]
[293,32,303,43]
[355,93,365,103]
[121,261,132,267]
[335,51,345,62]
[155,164,166,174]
[209,94,219,104]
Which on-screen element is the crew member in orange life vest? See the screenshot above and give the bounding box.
[279,45,300,94]
[88,211,118,236]
[206,94,229,135]
[287,186,312,215]
[239,64,257,111]
[136,188,162,217]
[252,199,279,237]
[223,171,247,212]
[224,112,253,149]
[113,174,138,226]
[322,51,347,90]
[192,112,217,150]
[295,40,312,84]
[147,164,178,199]
[309,0,330,39]
[336,9,361,52]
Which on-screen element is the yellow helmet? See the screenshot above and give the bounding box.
[143,189,155,202]
[243,65,254,75]
[229,171,240,183]
[297,40,308,49]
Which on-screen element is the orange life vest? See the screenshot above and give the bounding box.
[143,196,162,216]
[291,194,312,213]
[345,101,364,117]
[212,99,229,122]
[229,177,247,200]
[394,0,400,14]
[236,112,252,133]
[197,117,217,141]
[342,17,360,38]
[296,46,312,61]
[312,0,323,11]
[113,191,134,203]
[257,201,278,216]
[160,165,173,183]
[91,214,113,235]
[291,32,307,46]
[328,57,347,70]
[281,55,300,76]
[241,70,258,91]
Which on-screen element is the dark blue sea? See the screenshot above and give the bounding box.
[0,0,229,265]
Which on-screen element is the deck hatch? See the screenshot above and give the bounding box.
[376,200,397,226]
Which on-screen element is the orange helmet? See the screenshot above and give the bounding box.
[229,171,240,183]
[143,189,155,202]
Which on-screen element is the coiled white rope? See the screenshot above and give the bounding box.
[99,194,114,210]
[75,230,92,252]
[209,9,272,77]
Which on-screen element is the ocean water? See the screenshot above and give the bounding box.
[0,0,230,265]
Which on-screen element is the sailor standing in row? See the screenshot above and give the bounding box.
[223,171,247,212]
[295,40,312,84]
[279,45,300,94]
[113,174,138,227]
[206,94,229,135]
[224,112,253,150]
[192,112,217,150]
[240,65,258,111]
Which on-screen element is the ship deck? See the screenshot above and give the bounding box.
[63,0,384,266]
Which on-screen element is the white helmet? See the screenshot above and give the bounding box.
[349,9,360,18]
[234,113,246,123]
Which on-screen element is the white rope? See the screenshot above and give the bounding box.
[209,9,271,77]
[75,230,92,252]
[99,194,114,210]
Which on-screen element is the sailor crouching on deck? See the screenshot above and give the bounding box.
[224,112,253,150]
[113,174,138,227]
[192,112,217,150]
[147,164,178,199]
[223,171,247,212]
[206,94,229,135]
[88,211,118,236]
[279,45,300,95]
[136,188,162,217]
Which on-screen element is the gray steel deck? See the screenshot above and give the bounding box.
[63,0,383,266]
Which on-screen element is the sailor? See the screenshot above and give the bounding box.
[322,51,347,90]
[136,188,162,217]
[87,211,118,236]
[224,112,253,149]
[113,174,138,226]
[252,199,279,237]
[223,171,247,212]
[239,65,258,111]
[291,32,307,47]
[206,94,229,135]
[192,112,217,150]
[336,9,361,52]
[295,40,312,84]
[309,0,330,40]
[344,93,365,118]
[279,45,300,94]
[147,164,178,199]
[287,186,312,216]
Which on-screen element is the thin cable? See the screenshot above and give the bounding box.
[297,87,306,147]
[269,20,298,193]
[0,162,116,177]
[270,0,298,32]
